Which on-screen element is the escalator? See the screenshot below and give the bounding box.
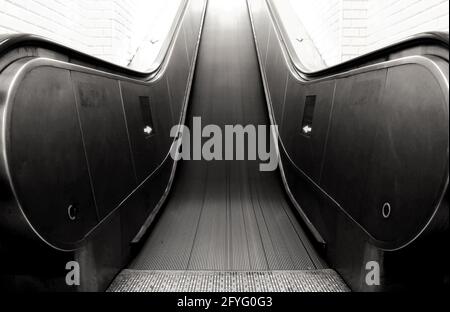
[109,0,346,292]
[0,0,448,293]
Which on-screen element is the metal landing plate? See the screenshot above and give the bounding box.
[108,270,349,292]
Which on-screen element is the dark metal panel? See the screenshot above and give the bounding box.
[284,79,335,182]
[118,191,148,264]
[265,29,288,125]
[280,75,305,154]
[71,72,136,219]
[361,64,449,243]
[166,32,190,124]
[321,69,387,223]
[148,79,175,155]
[319,65,448,245]
[120,81,172,182]
[76,212,123,292]
[9,67,97,244]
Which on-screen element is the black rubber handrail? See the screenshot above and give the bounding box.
[0,34,148,78]
[0,0,188,80]
[305,32,449,78]
[265,0,449,80]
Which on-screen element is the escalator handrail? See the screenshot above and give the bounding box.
[265,0,449,80]
[0,0,188,80]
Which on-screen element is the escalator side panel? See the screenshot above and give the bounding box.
[72,72,137,219]
[0,0,207,291]
[282,77,335,182]
[265,27,288,126]
[121,80,173,183]
[166,31,191,125]
[321,70,388,224]
[7,67,98,245]
[360,65,448,240]
[248,0,449,291]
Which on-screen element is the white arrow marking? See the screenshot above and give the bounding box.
[144,126,153,135]
[303,125,312,134]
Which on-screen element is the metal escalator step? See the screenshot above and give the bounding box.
[108,270,349,292]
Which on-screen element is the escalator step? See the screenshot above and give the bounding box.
[108,270,349,292]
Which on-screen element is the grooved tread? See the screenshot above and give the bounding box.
[109,270,349,292]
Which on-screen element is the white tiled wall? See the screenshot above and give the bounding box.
[287,0,449,67]
[341,0,368,61]
[288,0,342,66]
[0,0,179,67]
[366,0,449,52]
[1,0,448,67]
[0,0,89,50]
